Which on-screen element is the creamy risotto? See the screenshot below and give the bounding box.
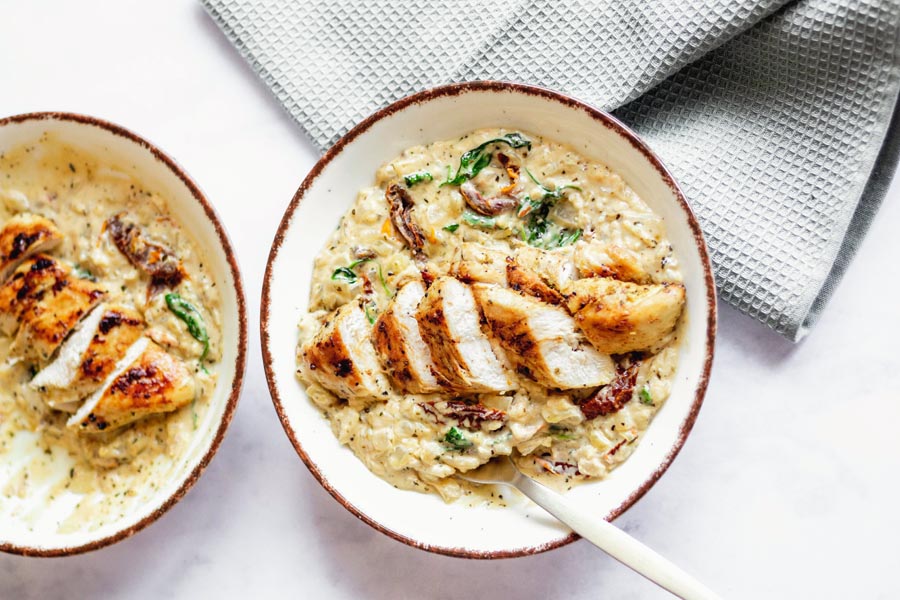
[0,133,221,532]
[297,129,685,503]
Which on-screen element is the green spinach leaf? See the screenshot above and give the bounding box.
[442,133,531,186]
[444,426,473,450]
[462,210,497,229]
[639,385,654,405]
[517,169,582,249]
[331,258,372,284]
[404,170,433,187]
[165,293,210,363]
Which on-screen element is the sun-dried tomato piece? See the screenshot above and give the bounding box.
[386,184,426,257]
[578,360,641,420]
[418,399,507,430]
[459,181,517,216]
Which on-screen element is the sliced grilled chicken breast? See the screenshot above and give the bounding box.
[301,302,391,400]
[564,277,685,354]
[505,256,565,305]
[449,243,508,286]
[416,276,515,393]
[68,337,195,433]
[514,245,577,290]
[0,214,63,281]
[13,270,106,364]
[0,255,106,362]
[472,283,615,389]
[0,255,69,336]
[373,280,441,394]
[32,303,144,397]
[450,243,574,306]
[573,241,651,283]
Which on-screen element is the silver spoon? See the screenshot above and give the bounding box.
[460,456,721,600]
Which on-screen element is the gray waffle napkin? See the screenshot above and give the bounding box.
[203,0,900,340]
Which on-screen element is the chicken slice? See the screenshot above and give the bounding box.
[472,283,615,389]
[301,301,391,400]
[514,245,578,290]
[0,255,69,336]
[564,277,685,354]
[0,255,106,363]
[13,267,106,364]
[373,280,441,394]
[450,243,574,306]
[68,337,195,433]
[32,303,145,398]
[505,256,565,305]
[448,243,508,286]
[416,276,515,393]
[0,214,63,281]
[573,240,651,284]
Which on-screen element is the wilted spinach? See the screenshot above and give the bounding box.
[442,133,531,186]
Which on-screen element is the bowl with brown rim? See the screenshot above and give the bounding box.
[0,112,247,556]
[262,82,716,558]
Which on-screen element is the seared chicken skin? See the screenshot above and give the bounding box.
[373,280,442,394]
[564,277,685,354]
[32,303,145,398]
[416,276,515,393]
[68,337,195,433]
[0,255,69,336]
[505,256,565,305]
[301,301,391,400]
[514,245,577,290]
[0,214,63,281]
[573,241,652,284]
[0,255,106,362]
[449,243,509,286]
[472,283,615,389]
[450,243,572,305]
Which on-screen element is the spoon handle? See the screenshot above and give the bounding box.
[513,474,721,600]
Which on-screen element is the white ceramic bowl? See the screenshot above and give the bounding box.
[262,82,716,558]
[0,113,247,556]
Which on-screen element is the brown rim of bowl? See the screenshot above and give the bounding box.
[261,81,717,559]
[0,111,248,557]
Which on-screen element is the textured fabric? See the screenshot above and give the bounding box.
[203,0,900,340]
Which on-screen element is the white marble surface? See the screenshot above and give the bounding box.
[1,2,898,598]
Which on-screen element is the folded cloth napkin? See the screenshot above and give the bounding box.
[203,0,900,340]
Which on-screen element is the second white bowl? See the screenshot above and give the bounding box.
[262,82,716,558]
